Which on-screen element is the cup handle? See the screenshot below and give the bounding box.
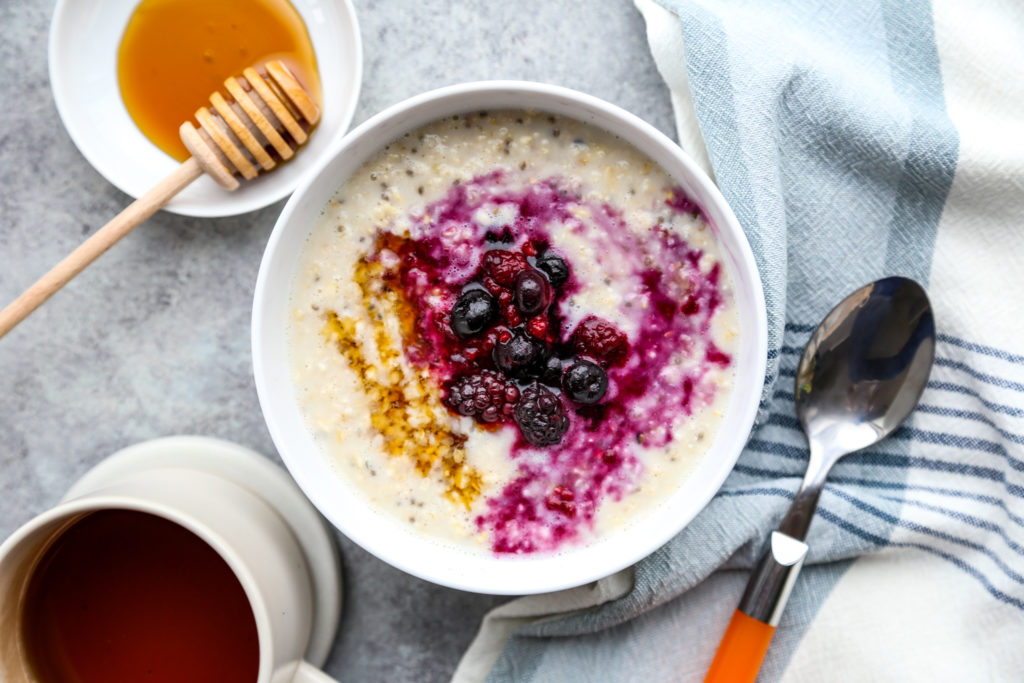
[293,660,340,683]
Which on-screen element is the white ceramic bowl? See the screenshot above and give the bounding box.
[252,82,767,595]
[48,0,362,217]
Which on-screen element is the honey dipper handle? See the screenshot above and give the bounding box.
[0,157,203,339]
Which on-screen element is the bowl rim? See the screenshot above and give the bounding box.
[252,80,767,594]
[47,0,364,218]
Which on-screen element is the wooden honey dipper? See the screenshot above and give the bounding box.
[0,60,319,339]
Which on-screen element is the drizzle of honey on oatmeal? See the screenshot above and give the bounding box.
[117,0,321,162]
[322,254,482,508]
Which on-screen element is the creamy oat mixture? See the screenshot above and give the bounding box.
[288,110,739,554]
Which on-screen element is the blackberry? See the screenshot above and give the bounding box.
[514,383,570,447]
[536,252,569,288]
[562,359,608,404]
[513,269,550,316]
[450,289,498,338]
[493,328,547,378]
[444,370,520,423]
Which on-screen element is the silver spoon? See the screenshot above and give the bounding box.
[704,276,936,683]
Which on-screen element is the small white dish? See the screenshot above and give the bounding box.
[252,82,768,595]
[47,0,362,218]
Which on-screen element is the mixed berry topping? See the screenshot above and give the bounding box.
[436,238,631,448]
[366,170,732,554]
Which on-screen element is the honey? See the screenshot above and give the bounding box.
[321,244,484,509]
[118,0,321,162]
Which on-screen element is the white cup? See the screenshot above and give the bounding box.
[0,436,342,683]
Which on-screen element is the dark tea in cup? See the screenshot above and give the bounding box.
[19,509,259,683]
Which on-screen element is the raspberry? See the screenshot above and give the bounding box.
[444,370,521,424]
[456,326,501,364]
[545,485,576,517]
[526,315,548,339]
[502,304,523,328]
[482,250,530,286]
[570,316,629,366]
[514,383,570,446]
[483,276,504,296]
[706,345,731,366]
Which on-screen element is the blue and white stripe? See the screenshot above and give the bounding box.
[751,329,1024,608]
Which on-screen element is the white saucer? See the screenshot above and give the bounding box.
[63,435,342,667]
[47,0,362,217]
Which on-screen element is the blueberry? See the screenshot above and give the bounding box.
[450,290,497,338]
[493,328,547,378]
[513,269,550,317]
[562,359,608,404]
[536,253,569,288]
[539,356,565,387]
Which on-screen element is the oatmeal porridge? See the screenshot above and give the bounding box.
[288,110,739,554]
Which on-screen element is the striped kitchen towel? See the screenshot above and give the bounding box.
[454,0,1024,680]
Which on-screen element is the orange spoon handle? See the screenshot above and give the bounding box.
[704,609,775,683]
[705,532,808,682]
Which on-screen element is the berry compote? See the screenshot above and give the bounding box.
[363,170,734,553]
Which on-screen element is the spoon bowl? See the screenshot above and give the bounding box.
[796,276,936,462]
[783,276,936,539]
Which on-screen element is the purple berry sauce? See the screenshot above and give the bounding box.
[370,171,732,554]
